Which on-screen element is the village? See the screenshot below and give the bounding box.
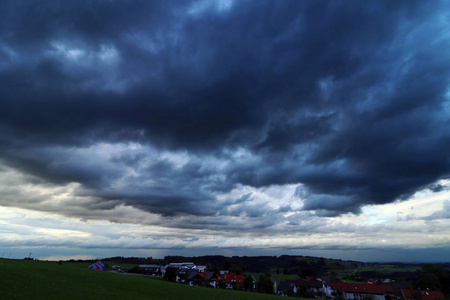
[90,260,447,299]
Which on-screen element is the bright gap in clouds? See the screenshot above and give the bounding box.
[0,162,448,261]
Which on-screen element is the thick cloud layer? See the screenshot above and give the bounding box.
[1,0,450,222]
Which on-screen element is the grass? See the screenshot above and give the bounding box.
[252,272,298,283]
[270,274,298,282]
[0,258,311,300]
[106,262,139,270]
[341,279,364,284]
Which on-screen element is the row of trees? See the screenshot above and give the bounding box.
[164,255,340,274]
[416,264,450,296]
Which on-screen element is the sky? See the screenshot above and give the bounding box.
[0,0,449,262]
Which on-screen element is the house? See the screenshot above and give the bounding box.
[401,289,445,300]
[323,281,342,297]
[182,270,219,287]
[175,266,193,282]
[388,282,413,298]
[138,264,161,274]
[195,264,207,272]
[278,279,300,295]
[110,265,122,271]
[217,272,246,289]
[338,282,389,300]
[167,262,195,270]
[184,269,200,285]
[323,281,392,300]
[278,278,323,297]
[161,262,195,276]
[271,277,278,294]
[193,272,219,287]
[204,272,220,288]
[297,278,324,295]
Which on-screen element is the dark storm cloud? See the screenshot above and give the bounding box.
[1,0,450,219]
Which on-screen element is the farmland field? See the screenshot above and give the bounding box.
[356,265,421,274]
[0,258,303,300]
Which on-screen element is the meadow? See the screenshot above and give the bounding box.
[356,264,421,274]
[0,258,294,300]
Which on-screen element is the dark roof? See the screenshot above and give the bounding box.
[204,272,218,281]
[296,279,323,288]
[139,264,160,268]
[175,267,191,275]
[388,282,412,297]
[279,278,323,291]
[339,283,388,295]
[185,269,199,280]
[278,280,297,292]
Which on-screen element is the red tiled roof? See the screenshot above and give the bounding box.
[194,272,207,279]
[217,273,246,284]
[325,282,341,290]
[402,289,445,300]
[384,284,396,294]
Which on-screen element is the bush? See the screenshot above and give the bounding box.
[163,267,178,282]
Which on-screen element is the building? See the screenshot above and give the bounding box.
[401,289,445,300]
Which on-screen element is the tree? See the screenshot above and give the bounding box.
[218,280,226,289]
[300,269,316,279]
[411,290,422,300]
[212,265,220,274]
[416,263,450,295]
[243,275,254,291]
[296,285,311,298]
[257,273,274,294]
[163,267,177,282]
[362,295,374,300]
[230,265,244,275]
[223,261,230,270]
[335,295,345,300]
[330,273,341,283]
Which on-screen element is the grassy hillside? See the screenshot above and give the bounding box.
[0,258,293,300]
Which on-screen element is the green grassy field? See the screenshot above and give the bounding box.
[0,258,307,300]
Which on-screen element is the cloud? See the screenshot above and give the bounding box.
[1,178,449,262]
[424,200,450,220]
[0,0,449,230]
